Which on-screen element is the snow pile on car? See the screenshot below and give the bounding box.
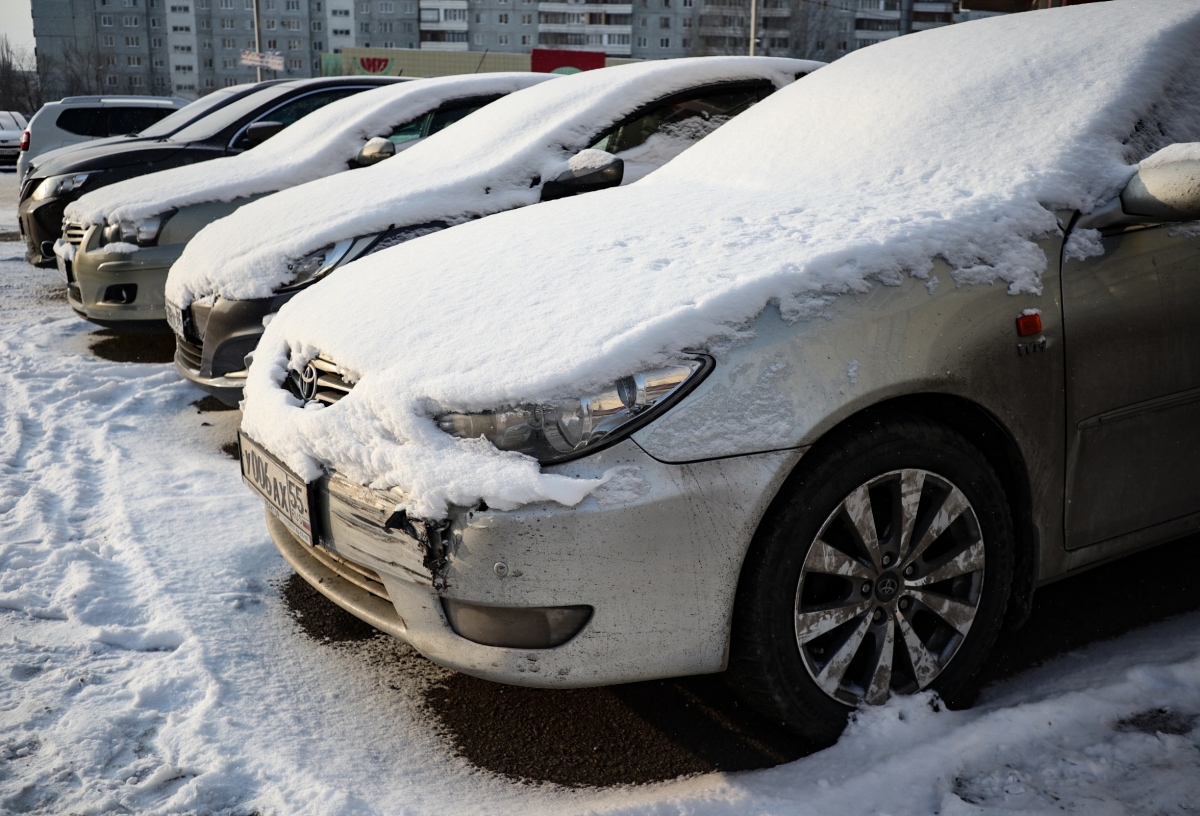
[166,56,816,308]
[62,74,550,229]
[242,1,1200,519]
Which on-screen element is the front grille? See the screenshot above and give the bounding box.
[286,355,355,405]
[64,223,86,247]
[306,543,390,601]
[176,336,203,372]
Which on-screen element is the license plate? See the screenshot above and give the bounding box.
[165,301,185,339]
[239,432,314,546]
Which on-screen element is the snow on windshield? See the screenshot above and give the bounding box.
[166,56,815,309]
[64,74,550,230]
[242,2,1200,519]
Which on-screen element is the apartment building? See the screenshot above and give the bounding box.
[32,0,959,101]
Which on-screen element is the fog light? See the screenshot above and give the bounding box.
[102,284,137,304]
[441,599,592,649]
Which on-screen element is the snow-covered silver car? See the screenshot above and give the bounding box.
[235,4,1200,740]
[167,56,818,404]
[58,74,546,329]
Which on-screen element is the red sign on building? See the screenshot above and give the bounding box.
[530,48,607,74]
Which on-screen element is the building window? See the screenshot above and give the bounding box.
[403,21,412,31]
[198,0,209,7]
[288,38,301,48]
[520,12,531,23]
[312,39,323,49]
[172,23,191,31]
[473,33,485,44]
[105,75,119,85]
[659,15,669,26]
[151,16,160,26]
[659,36,669,46]
[221,18,234,28]
[681,36,688,47]
[286,0,300,8]
[639,15,646,25]
[286,18,301,28]
[681,16,691,26]
[202,38,212,47]
[402,0,413,9]
[219,0,234,7]
[204,77,215,88]
[682,0,691,5]
[199,18,210,27]
[473,12,482,22]
[360,21,370,31]
[155,75,167,86]
[382,40,394,46]
[151,36,162,46]
[105,55,117,65]
[289,57,302,68]
[221,37,236,47]
[359,1,369,11]
[312,20,323,30]
[174,63,195,71]
[225,77,239,86]
[378,20,394,30]
[222,56,236,67]
[379,1,394,11]
[127,55,142,64]
[497,12,508,23]
[332,7,349,14]
[265,19,276,29]
[101,15,114,25]
[125,35,140,45]
[497,33,509,44]
[332,27,350,35]
[266,37,277,47]
[102,35,116,45]
[245,0,252,8]
[419,8,437,21]
[153,56,165,66]
[636,35,646,46]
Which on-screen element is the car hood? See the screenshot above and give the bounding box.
[241,1,1200,519]
[65,74,553,232]
[167,56,817,309]
[0,129,21,142]
[31,136,192,179]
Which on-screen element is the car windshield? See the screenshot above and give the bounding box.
[145,86,282,140]
[0,112,23,130]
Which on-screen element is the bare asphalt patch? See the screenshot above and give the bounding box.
[89,328,177,364]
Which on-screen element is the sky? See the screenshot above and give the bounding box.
[1,0,35,53]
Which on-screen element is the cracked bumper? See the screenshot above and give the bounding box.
[263,439,804,687]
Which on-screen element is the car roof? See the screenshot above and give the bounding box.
[57,95,188,107]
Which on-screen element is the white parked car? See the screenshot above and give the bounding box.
[58,74,549,330]
[0,111,28,171]
[166,56,820,404]
[236,2,1200,741]
[15,95,184,179]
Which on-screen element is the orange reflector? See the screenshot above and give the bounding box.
[1016,313,1042,337]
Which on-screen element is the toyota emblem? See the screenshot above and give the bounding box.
[875,574,900,602]
[299,362,319,401]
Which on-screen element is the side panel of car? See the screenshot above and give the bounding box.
[634,235,1069,585]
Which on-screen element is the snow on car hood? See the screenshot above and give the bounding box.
[63,74,550,230]
[166,56,816,309]
[242,1,1200,519]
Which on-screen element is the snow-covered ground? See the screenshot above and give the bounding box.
[2,236,1199,814]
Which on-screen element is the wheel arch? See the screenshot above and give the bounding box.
[741,392,1038,633]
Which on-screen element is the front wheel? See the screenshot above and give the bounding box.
[728,415,1014,743]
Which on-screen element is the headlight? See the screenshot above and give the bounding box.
[281,239,354,290]
[101,216,162,247]
[437,358,711,464]
[31,172,91,201]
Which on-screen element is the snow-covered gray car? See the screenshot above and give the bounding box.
[166,56,819,404]
[58,74,550,329]
[234,3,1200,740]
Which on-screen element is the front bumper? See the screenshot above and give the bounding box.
[261,439,804,688]
[173,291,298,405]
[66,224,180,325]
[18,189,71,267]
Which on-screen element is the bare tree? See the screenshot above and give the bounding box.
[0,36,43,115]
[42,38,107,99]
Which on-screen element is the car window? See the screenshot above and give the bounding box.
[260,87,363,127]
[590,84,772,155]
[55,108,102,137]
[427,97,496,136]
[168,85,295,143]
[105,106,171,136]
[138,87,242,138]
[388,114,429,145]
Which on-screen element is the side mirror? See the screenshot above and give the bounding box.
[1121,145,1200,222]
[354,136,396,167]
[244,120,285,147]
[541,150,624,202]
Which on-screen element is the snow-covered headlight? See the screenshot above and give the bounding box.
[437,358,711,464]
[31,172,91,201]
[101,217,162,247]
[281,239,353,290]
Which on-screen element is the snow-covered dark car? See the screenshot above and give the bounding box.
[166,56,819,405]
[56,74,550,330]
[18,76,404,267]
[236,4,1200,741]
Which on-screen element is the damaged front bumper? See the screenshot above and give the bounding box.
[261,438,804,688]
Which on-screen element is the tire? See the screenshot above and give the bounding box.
[727,413,1014,744]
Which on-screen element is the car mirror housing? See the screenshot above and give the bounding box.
[244,120,286,148]
[541,153,624,202]
[355,136,396,167]
[1121,148,1200,222]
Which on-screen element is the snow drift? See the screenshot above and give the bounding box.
[241,1,1200,519]
[63,73,552,230]
[166,56,816,309]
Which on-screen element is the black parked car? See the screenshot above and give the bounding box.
[18,76,407,267]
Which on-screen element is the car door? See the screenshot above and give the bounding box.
[1061,218,1200,549]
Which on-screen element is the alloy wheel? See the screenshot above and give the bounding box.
[794,468,986,706]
